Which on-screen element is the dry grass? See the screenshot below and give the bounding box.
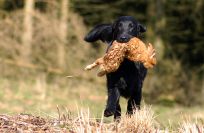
[0,114,66,132]
[65,106,160,133]
[179,122,204,133]
[0,106,203,133]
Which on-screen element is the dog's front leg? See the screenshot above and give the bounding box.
[104,74,120,117]
[104,87,120,117]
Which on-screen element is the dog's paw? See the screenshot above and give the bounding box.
[104,109,115,117]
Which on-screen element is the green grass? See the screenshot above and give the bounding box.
[0,77,203,130]
[153,105,204,129]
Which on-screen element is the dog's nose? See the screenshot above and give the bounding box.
[119,36,129,42]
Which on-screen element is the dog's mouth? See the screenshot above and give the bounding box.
[116,35,133,43]
[116,38,130,43]
[116,40,129,43]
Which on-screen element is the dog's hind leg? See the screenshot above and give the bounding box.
[127,93,141,115]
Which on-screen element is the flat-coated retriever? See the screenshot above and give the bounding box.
[84,16,147,119]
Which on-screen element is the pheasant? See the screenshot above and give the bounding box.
[85,37,156,77]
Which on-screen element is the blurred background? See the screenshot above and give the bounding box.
[0,0,203,127]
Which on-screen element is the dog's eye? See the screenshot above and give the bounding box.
[129,23,134,28]
[118,22,123,27]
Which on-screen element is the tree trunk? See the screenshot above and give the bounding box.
[22,0,34,63]
[58,0,68,69]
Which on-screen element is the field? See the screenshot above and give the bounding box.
[0,77,203,132]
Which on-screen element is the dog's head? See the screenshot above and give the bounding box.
[84,16,146,44]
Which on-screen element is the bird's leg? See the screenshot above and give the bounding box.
[84,58,104,70]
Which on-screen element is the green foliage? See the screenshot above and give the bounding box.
[2,0,23,11]
[71,0,147,26]
[163,0,204,67]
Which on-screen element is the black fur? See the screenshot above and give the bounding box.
[84,16,147,119]
[84,24,113,44]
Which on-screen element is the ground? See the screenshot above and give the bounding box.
[0,77,203,132]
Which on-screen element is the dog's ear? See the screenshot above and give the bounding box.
[138,23,146,33]
[84,24,113,44]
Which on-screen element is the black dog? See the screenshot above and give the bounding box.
[84,16,147,119]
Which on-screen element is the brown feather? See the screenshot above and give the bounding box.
[84,37,157,77]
